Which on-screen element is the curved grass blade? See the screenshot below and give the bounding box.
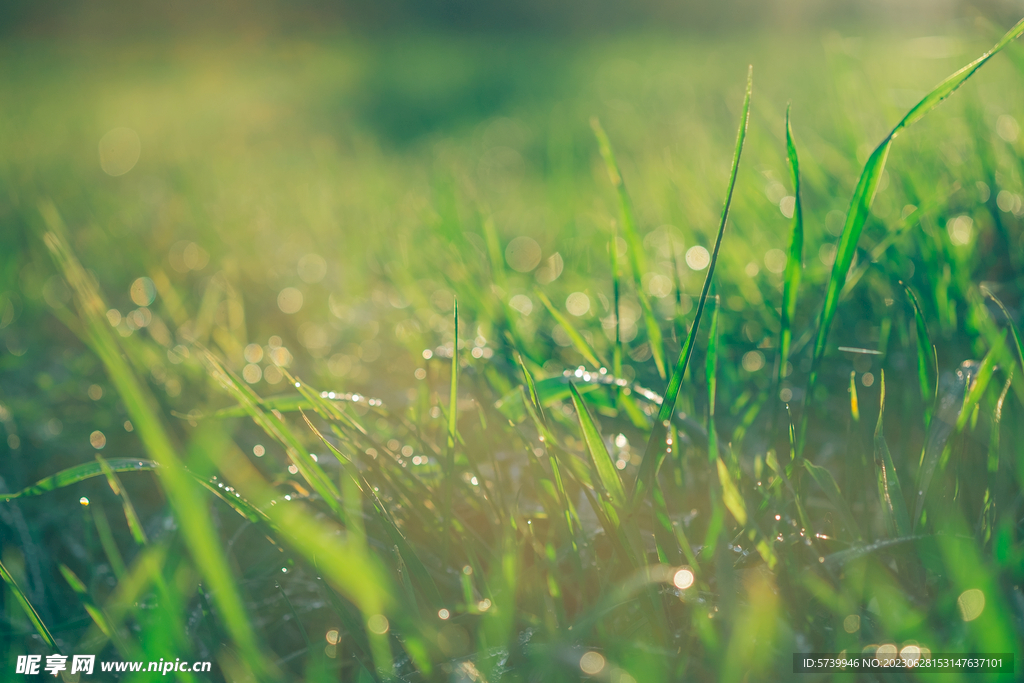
[92,505,128,578]
[631,66,753,509]
[807,16,1024,400]
[0,558,59,651]
[778,104,804,387]
[1,459,158,501]
[569,382,626,509]
[874,370,912,538]
[990,370,1012,475]
[592,118,667,379]
[1,452,266,526]
[981,286,1024,377]
[537,291,604,369]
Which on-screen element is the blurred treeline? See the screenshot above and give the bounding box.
[2,0,1023,36]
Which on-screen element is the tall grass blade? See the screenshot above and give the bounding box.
[592,118,667,379]
[631,66,752,508]
[874,370,912,537]
[449,299,460,448]
[716,457,746,527]
[778,105,803,387]
[40,210,265,671]
[610,227,623,377]
[706,298,720,466]
[807,17,1024,398]
[442,299,460,562]
[849,371,860,422]
[981,286,1024,377]
[0,558,59,651]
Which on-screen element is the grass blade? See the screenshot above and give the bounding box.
[706,297,721,466]
[59,564,122,646]
[778,104,804,387]
[807,17,1024,398]
[874,370,912,537]
[904,282,937,422]
[569,382,626,509]
[592,118,667,379]
[716,456,747,527]
[91,504,128,579]
[631,66,752,508]
[0,558,59,651]
[449,299,460,448]
[611,227,623,377]
[96,455,149,546]
[537,291,604,369]
[954,338,1001,433]
[442,299,460,563]
[1,459,158,501]
[849,371,860,422]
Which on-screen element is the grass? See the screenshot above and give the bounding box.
[1,15,1024,683]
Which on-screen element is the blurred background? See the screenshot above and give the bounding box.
[2,0,1024,34]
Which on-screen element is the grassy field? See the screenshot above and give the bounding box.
[2,16,1024,682]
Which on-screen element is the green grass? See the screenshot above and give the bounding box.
[1,17,1024,683]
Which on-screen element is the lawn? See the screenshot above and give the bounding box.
[1,15,1024,682]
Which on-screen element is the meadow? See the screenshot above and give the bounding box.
[1,15,1024,682]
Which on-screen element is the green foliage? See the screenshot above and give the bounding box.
[1,18,1023,683]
